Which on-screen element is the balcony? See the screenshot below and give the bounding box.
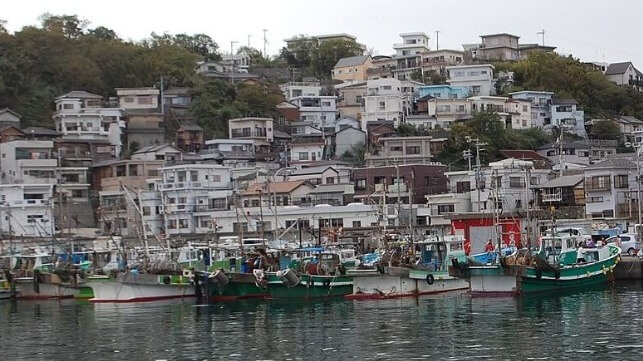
[231,129,267,139]
[8,199,51,207]
[194,204,229,212]
[629,79,643,87]
[160,181,203,190]
[541,190,563,203]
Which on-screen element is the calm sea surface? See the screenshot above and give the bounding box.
[2,282,643,360]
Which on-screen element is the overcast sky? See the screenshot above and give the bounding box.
[4,0,643,66]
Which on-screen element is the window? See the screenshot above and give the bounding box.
[614,175,628,188]
[191,172,198,182]
[322,101,331,107]
[437,204,455,214]
[509,177,525,188]
[355,179,366,190]
[352,221,362,228]
[142,207,151,216]
[123,97,134,103]
[210,198,227,209]
[211,174,221,182]
[178,219,189,228]
[63,104,74,110]
[406,146,421,154]
[71,190,84,198]
[200,219,211,228]
[378,101,386,110]
[389,146,403,152]
[298,152,309,160]
[456,181,471,193]
[382,85,392,90]
[138,96,154,105]
[326,177,335,184]
[522,105,528,112]
[589,196,604,203]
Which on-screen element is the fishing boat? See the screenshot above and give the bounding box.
[260,252,353,300]
[87,270,195,303]
[12,251,81,300]
[347,235,469,300]
[86,246,197,303]
[1,271,15,300]
[452,235,621,296]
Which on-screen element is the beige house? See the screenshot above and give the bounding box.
[337,82,366,119]
[365,136,446,166]
[332,55,373,83]
[241,180,315,207]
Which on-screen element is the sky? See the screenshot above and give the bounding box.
[3,0,643,67]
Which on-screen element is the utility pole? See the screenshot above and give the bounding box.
[637,145,642,234]
[469,137,488,212]
[524,166,531,247]
[262,29,268,57]
[435,30,441,51]
[396,163,401,228]
[537,29,546,47]
[230,40,238,84]
[159,75,165,116]
[247,34,252,48]
[463,150,472,171]
[558,126,564,177]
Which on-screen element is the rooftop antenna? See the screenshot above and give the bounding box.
[537,29,546,47]
[247,34,252,48]
[435,30,441,51]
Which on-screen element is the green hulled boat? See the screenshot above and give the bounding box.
[264,270,353,299]
[455,235,621,296]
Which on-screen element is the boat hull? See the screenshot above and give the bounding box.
[207,272,268,302]
[14,277,79,300]
[87,273,195,303]
[516,254,619,295]
[266,274,353,300]
[468,265,518,296]
[347,269,468,300]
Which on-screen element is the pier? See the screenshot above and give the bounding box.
[614,256,643,280]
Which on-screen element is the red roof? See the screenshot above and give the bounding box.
[499,150,549,162]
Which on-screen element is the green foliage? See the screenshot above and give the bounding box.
[589,120,621,140]
[280,37,363,79]
[410,69,447,85]
[435,112,553,169]
[498,52,643,119]
[188,78,284,139]
[0,14,210,127]
[0,19,7,33]
[397,123,426,136]
[340,142,366,167]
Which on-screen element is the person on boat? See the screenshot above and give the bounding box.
[576,246,587,263]
[484,239,495,253]
[586,238,596,248]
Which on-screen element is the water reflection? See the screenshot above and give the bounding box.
[2,283,643,360]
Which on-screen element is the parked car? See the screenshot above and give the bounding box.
[605,234,639,256]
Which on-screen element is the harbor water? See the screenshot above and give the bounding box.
[2,282,643,360]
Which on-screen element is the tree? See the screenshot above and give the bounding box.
[147,32,219,60]
[0,19,7,33]
[39,13,88,38]
[312,39,364,78]
[411,69,447,85]
[589,120,621,141]
[340,142,366,167]
[87,26,118,41]
[397,123,425,136]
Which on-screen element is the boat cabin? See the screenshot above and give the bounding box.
[416,235,466,270]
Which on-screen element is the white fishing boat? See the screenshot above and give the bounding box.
[12,251,81,300]
[87,271,195,303]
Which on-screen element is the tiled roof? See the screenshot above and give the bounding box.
[56,90,102,100]
[242,180,312,195]
[536,175,584,189]
[334,55,370,68]
[290,166,337,176]
[605,62,633,75]
[499,150,549,162]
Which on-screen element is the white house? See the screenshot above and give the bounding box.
[228,117,274,148]
[52,91,126,155]
[279,81,322,101]
[287,166,342,185]
[335,116,361,132]
[508,90,553,128]
[426,98,472,129]
[0,184,55,237]
[362,78,410,128]
[115,87,160,110]
[0,140,57,184]
[289,96,339,131]
[156,164,233,235]
[550,99,586,137]
[289,140,326,165]
[604,62,643,91]
[583,156,637,219]
[446,64,495,96]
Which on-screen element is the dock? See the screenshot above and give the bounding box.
[614,256,643,280]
